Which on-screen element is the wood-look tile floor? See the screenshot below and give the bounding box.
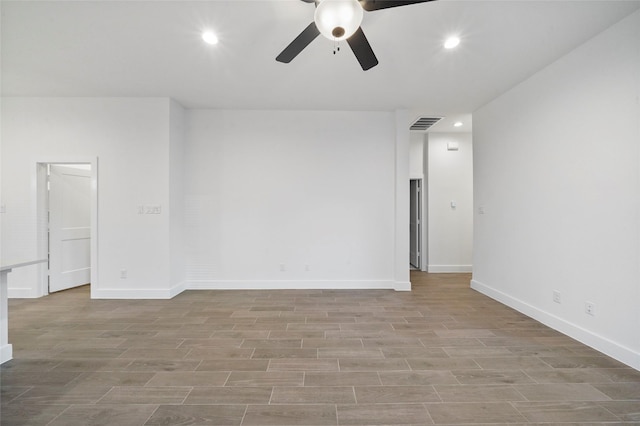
[1,272,639,425]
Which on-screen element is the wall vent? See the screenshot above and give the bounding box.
[410,117,442,131]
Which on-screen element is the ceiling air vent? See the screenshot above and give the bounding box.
[410,117,441,131]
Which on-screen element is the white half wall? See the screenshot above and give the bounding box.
[472,11,640,369]
[183,109,402,290]
[1,98,175,298]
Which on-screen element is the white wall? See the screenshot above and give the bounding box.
[409,131,474,272]
[409,132,425,179]
[472,10,640,369]
[1,98,175,298]
[184,109,401,289]
[409,132,427,271]
[428,133,473,272]
[394,110,411,290]
[1,101,412,296]
[169,100,186,295]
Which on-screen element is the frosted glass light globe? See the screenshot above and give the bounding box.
[314,0,364,41]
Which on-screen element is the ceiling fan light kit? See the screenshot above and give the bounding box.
[276,0,436,71]
[315,0,364,41]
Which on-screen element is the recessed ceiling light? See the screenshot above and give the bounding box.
[444,36,460,49]
[202,31,219,45]
[454,121,463,127]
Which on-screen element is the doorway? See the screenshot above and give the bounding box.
[36,160,98,297]
[409,179,422,270]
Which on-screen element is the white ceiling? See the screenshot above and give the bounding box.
[2,0,639,130]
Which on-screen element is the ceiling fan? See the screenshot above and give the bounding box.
[276,0,436,71]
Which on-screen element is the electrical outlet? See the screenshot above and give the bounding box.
[279,264,285,272]
[585,302,596,316]
[120,269,127,279]
[553,290,561,304]
[305,264,310,272]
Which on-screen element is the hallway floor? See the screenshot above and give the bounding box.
[1,272,639,425]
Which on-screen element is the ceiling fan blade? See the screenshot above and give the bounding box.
[346,27,379,71]
[276,22,321,63]
[359,0,436,12]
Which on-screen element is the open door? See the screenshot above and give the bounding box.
[409,179,421,269]
[48,165,91,292]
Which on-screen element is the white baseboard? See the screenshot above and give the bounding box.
[471,279,640,371]
[168,281,187,298]
[0,343,13,364]
[186,280,397,291]
[394,281,412,291]
[428,265,472,273]
[91,286,180,299]
[88,280,406,299]
[10,286,187,300]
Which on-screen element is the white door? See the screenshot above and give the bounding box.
[409,179,421,269]
[48,165,91,292]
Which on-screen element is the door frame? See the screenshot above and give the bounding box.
[34,157,99,298]
[409,178,422,269]
[409,175,428,272]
